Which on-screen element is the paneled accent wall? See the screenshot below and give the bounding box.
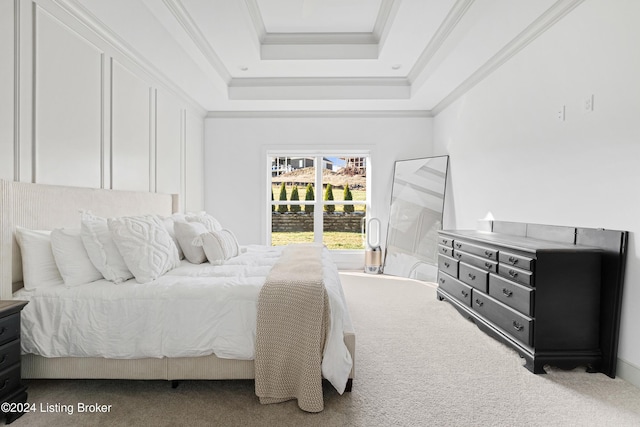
[0,1,14,182]
[3,0,205,212]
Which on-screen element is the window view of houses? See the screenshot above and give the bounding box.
[270,156,368,249]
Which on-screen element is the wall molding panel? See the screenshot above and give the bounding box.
[6,0,205,210]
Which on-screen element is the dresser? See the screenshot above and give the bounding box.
[436,222,628,377]
[0,301,28,424]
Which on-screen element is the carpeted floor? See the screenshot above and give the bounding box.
[9,272,640,426]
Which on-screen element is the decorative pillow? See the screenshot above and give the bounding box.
[80,213,133,283]
[51,228,103,286]
[15,227,64,290]
[185,212,222,232]
[108,215,180,284]
[194,229,240,265]
[161,216,184,260]
[173,221,208,264]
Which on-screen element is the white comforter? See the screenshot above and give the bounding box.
[15,245,353,390]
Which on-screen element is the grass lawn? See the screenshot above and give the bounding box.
[272,231,364,250]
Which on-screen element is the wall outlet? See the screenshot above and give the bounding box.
[557,105,566,121]
[584,94,594,112]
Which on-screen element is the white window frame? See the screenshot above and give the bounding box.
[266,150,371,251]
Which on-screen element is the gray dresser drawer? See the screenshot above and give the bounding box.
[452,240,497,261]
[499,251,534,272]
[459,262,488,293]
[439,237,454,247]
[438,244,453,257]
[489,273,534,316]
[438,254,458,277]
[453,250,498,273]
[438,272,472,307]
[472,293,533,347]
[498,264,534,287]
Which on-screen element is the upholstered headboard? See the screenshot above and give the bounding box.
[0,180,179,299]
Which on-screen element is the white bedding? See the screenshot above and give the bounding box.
[14,245,353,390]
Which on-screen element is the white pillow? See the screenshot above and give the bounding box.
[195,229,240,265]
[81,213,133,283]
[108,215,180,284]
[185,212,222,232]
[51,228,103,286]
[161,216,184,260]
[15,228,64,290]
[173,221,208,264]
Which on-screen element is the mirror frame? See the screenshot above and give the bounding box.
[383,155,450,280]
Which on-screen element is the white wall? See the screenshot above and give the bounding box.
[204,114,432,250]
[1,0,205,211]
[433,0,640,381]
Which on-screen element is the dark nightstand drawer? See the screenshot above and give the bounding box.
[438,244,453,257]
[498,264,534,287]
[499,251,534,272]
[0,341,20,372]
[0,365,21,397]
[438,254,458,277]
[453,250,498,273]
[438,272,472,307]
[472,293,533,347]
[0,314,20,347]
[489,273,534,316]
[452,240,497,261]
[459,262,488,293]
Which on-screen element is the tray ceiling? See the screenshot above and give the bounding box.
[73,0,585,113]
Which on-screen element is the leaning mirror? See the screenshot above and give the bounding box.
[383,155,449,280]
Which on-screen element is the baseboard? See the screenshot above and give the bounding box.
[617,358,640,389]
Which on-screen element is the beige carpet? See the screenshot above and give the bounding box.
[11,273,640,427]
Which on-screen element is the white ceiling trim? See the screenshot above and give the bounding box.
[431,0,587,115]
[407,0,475,86]
[206,110,432,119]
[161,0,231,83]
[245,0,399,60]
[228,76,410,100]
[53,0,207,115]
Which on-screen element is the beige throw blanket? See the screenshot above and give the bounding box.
[255,243,329,413]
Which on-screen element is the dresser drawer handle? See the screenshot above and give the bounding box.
[508,270,518,278]
[484,262,493,269]
[444,262,450,268]
[0,327,5,336]
[0,379,8,391]
[475,299,483,307]
[439,278,445,284]
[468,273,476,281]
[455,243,462,249]
[484,250,493,258]
[0,355,6,365]
[502,288,513,297]
[455,253,462,259]
[513,321,524,332]
[508,256,519,265]
[461,290,468,298]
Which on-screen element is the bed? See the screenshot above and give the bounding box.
[0,180,355,407]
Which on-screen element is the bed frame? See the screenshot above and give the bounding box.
[0,180,355,387]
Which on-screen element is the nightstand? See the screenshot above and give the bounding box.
[0,301,28,424]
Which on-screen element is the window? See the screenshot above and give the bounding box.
[268,153,369,250]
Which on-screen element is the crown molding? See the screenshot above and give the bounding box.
[228,76,410,100]
[52,0,206,116]
[372,0,398,41]
[206,110,433,119]
[407,0,475,85]
[431,0,586,115]
[244,0,266,41]
[161,0,231,83]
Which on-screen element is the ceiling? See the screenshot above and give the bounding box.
[73,0,584,114]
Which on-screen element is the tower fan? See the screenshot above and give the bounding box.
[363,217,382,274]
